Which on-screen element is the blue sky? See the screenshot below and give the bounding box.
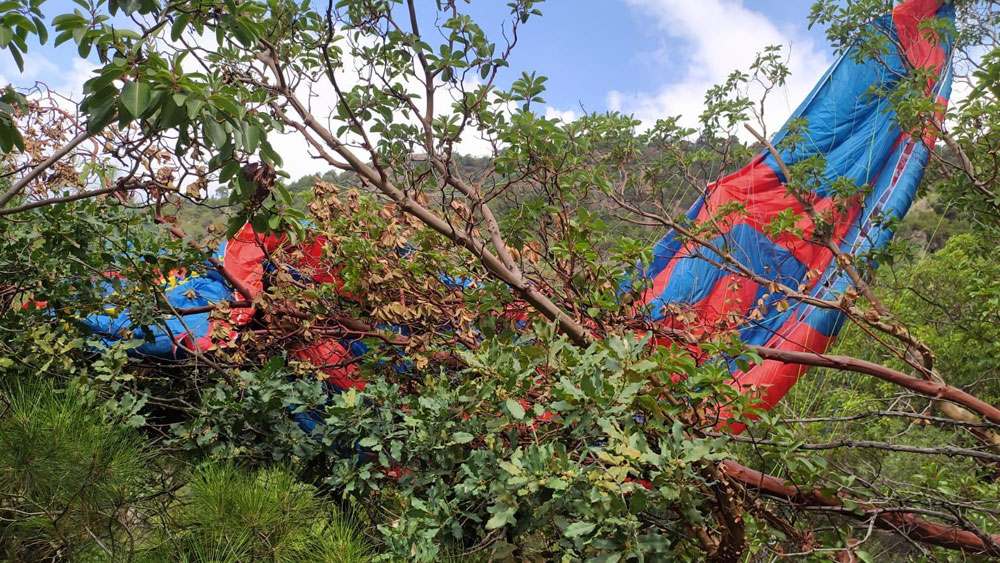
[461,1,829,120]
[1,0,837,176]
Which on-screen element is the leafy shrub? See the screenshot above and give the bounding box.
[314,328,744,561]
[167,361,331,463]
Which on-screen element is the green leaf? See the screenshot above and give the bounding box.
[170,13,189,41]
[505,399,525,420]
[53,29,73,47]
[86,93,118,134]
[680,442,712,464]
[8,45,21,71]
[485,504,515,530]
[544,477,568,490]
[259,139,283,166]
[0,122,15,152]
[250,213,269,234]
[119,80,151,119]
[219,159,240,183]
[210,94,243,119]
[203,119,227,148]
[185,97,204,117]
[32,16,46,44]
[242,123,261,153]
[564,521,596,538]
[156,97,185,129]
[452,432,474,444]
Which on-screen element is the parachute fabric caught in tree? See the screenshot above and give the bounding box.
[641,0,955,414]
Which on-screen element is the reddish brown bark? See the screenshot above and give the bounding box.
[721,460,1000,557]
[749,346,1000,425]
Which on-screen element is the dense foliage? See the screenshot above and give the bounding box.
[1,0,1000,561]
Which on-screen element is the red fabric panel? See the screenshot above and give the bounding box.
[724,323,835,433]
[655,273,762,340]
[222,222,284,325]
[894,0,949,145]
[694,158,861,267]
[732,322,835,411]
[893,0,947,77]
[292,339,365,390]
[646,157,862,330]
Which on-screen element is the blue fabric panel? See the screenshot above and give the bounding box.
[647,224,808,320]
[81,274,232,358]
[764,22,908,194]
[644,196,707,281]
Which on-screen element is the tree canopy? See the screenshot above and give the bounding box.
[2,0,1000,561]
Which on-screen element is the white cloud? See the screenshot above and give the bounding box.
[0,51,58,87]
[0,49,97,102]
[609,0,832,136]
[545,105,578,123]
[57,57,98,101]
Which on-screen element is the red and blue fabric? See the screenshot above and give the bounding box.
[641,0,954,413]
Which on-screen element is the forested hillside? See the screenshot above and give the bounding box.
[2,0,1000,561]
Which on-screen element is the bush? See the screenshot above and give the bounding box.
[315,328,744,561]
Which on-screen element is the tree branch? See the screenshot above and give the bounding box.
[748,345,1000,427]
[0,130,93,208]
[0,185,126,217]
[716,432,1000,463]
[721,460,1000,557]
